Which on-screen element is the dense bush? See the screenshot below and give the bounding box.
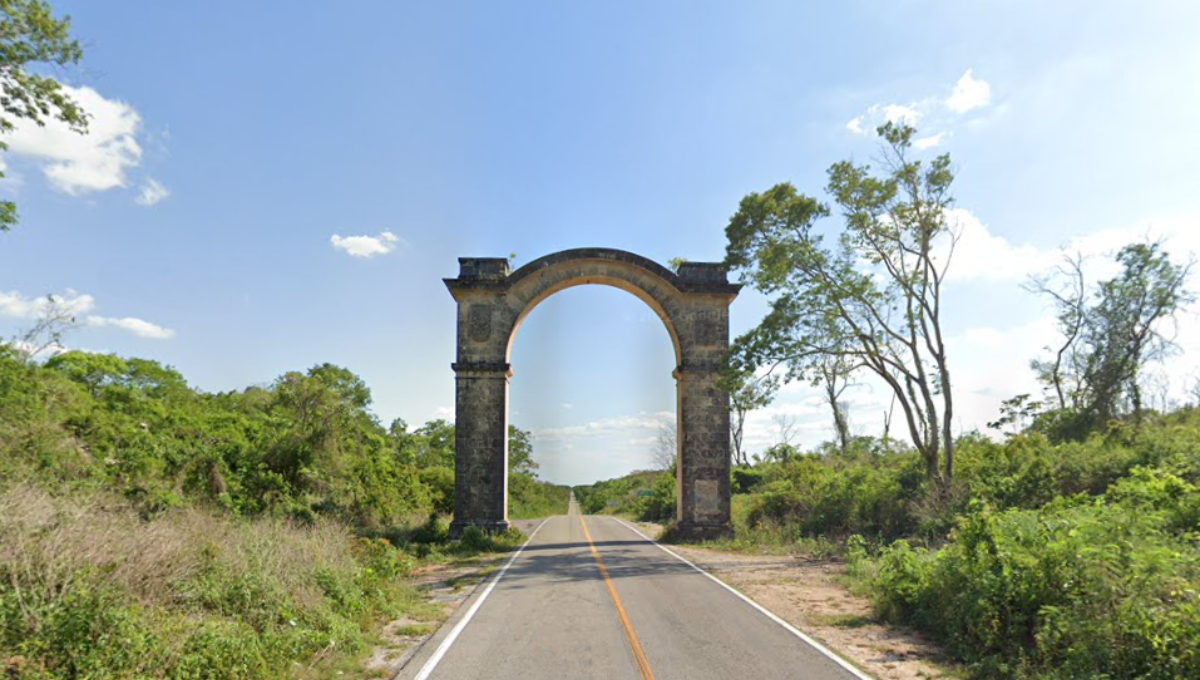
[862,474,1200,679]
[702,405,1200,679]
[0,343,566,677]
[740,450,925,541]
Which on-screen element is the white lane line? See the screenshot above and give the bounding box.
[614,518,875,680]
[412,518,550,680]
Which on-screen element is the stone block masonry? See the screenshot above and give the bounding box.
[444,248,741,538]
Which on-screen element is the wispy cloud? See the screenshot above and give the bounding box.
[135,178,170,206]
[937,208,1200,284]
[533,412,675,441]
[845,68,994,144]
[0,289,174,340]
[85,315,175,339]
[0,289,95,318]
[882,103,921,125]
[913,132,947,150]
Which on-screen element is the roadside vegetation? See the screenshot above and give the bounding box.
[682,120,1199,679]
[0,344,566,679]
[573,469,675,523]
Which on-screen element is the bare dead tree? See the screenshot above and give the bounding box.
[650,421,677,472]
[11,294,81,362]
[817,353,859,457]
[727,374,774,467]
[773,413,797,447]
[1023,252,1088,410]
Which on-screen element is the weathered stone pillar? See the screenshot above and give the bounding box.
[445,249,740,537]
[449,361,510,535]
[674,362,733,538]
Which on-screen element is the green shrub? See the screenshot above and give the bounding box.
[866,499,1200,679]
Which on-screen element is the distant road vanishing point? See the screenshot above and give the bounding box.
[397,497,871,680]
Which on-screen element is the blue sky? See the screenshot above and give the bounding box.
[1,1,1198,485]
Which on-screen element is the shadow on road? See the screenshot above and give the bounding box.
[495,538,697,591]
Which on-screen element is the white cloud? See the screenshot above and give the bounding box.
[135,178,170,206]
[946,69,992,113]
[882,104,921,125]
[937,208,1200,285]
[913,132,947,150]
[85,316,174,340]
[330,230,403,258]
[6,84,144,194]
[846,69,994,143]
[0,289,95,318]
[937,208,1051,282]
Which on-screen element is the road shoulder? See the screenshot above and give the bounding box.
[631,521,961,680]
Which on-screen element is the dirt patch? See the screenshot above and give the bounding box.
[365,521,544,677]
[634,522,958,680]
[365,556,502,677]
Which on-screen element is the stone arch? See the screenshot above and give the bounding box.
[444,248,741,538]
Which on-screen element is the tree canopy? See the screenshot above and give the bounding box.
[0,0,87,231]
[724,122,958,482]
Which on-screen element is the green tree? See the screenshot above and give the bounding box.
[44,350,130,397]
[724,123,959,482]
[1029,240,1194,435]
[0,0,87,231]
[412,419,455,468]
[508,424,537,475]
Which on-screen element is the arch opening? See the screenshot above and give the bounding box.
[507,285,678,487]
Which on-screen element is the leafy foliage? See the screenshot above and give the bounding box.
[724,123,959,482]
[0,342,567,678]
[0,0,88,232]
[1028,240,1194,439]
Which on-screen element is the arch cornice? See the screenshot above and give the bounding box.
[444,247,742,299]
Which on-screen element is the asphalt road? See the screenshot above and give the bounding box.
[398,498,869,680]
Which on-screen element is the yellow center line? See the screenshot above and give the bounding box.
[580,515,656,680]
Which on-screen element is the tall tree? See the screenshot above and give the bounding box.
[0,0,87,231]
[1029,240,1194,434]
[725,123,959,482]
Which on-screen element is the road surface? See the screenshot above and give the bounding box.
[398,496,868,680]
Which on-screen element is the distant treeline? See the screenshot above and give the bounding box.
[0,346,568,522]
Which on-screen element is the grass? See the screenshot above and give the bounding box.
[810,613,875,628]
[0,482,482,680]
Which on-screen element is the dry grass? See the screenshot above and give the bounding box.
[0,482,435,679]
[0,482,364,614]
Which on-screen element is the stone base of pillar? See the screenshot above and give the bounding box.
[450,519,512,537]
[671,521,734,541]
